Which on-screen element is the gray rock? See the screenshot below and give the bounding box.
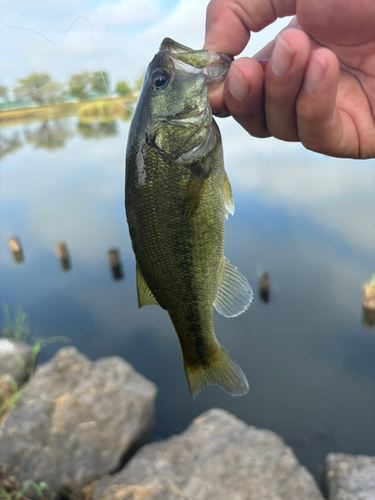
[0,347,157,495]
[95,408,324,500]
[326,453,375,500]
[0,338,33,385]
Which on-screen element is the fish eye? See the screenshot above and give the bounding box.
[151,70,170,90]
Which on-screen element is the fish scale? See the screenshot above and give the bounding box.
[125,38,252,397]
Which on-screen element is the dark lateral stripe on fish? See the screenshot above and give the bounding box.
[184,306,210,367]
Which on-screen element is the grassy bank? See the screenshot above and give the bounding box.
[0,96,136,127]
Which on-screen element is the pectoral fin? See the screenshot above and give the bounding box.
[214,257,253,317]
[136,263,159,308]
[183,174,207,219]
[223,171,234,218]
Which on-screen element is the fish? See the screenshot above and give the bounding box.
[125,38,253,398]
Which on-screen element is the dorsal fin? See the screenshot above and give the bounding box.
[223,171,234,218]
[214,257,253,317]
[136,262,159,308]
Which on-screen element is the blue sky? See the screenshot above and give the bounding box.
[0,0,292,91]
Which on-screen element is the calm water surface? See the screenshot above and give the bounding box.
[1,115,375,482]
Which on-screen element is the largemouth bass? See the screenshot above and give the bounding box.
[125,38,253,397]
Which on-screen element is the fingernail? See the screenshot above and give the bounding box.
[270,35,294,77]
[228,65,250,101]
[303,53,327,92]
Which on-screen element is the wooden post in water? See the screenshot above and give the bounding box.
[258,272,270,303]
[56,241,71,271]
[108,249,124,280]
[362,280,375,328]
[8,237,24,263]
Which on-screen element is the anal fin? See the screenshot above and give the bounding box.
[214,256,253,317]
[136,262,159,308]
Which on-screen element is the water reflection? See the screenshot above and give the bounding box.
[1,114,375,484]
[56,241,71,271]
[108,249,124,281]
[0,113,129,160]
[362,307,375,328]
[0,131,22,159]
[77,120,118,140]
[8,237,24,263]
[24,120,72,150]
[362,283,375,328]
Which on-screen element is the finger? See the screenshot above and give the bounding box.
[204,0,296,54]
[297,0,375,46]
[223,57,269,138]
[252,17,300,67]
[296,48,356,157]
[264,29,311,141]
[204,0,251,54]
[208,82,230,117]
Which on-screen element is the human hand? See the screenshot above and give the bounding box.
[204,0,375,159]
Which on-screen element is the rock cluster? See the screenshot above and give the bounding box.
[94,408,324,500]
[0,338,34,385]
[1,343,374,500]
[326,453,375,500]
[0,347,157,495]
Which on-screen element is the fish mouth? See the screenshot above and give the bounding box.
[160,38,194,54]
[159,38,233,87]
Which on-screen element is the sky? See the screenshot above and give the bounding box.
[0,0,292,92]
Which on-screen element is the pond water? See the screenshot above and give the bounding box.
[1,114,375,483]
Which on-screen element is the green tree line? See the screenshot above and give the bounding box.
[0,70,144,106]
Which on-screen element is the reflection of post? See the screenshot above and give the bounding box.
[362,307,375,328]
[362,282,375,328]
[108,249,124,280]
[56,241,71,271]
[258,272,270,303]
[8,237,24,263]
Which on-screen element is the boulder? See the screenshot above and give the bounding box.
[0,347,157,496]
[95,408,324,500]
[0,374,17,411]
[326,453,375,500]
[0,338,33,386]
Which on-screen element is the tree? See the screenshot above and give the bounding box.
[68,72,92,100]
[39,81,63,104]
[116,80,131,96]
[0,85,9,101]
[91,71,110,94]
[13,73,56,105]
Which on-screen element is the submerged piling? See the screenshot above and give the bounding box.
[56,241,71,271]
[108,249,124,280]
[8,237,24,263]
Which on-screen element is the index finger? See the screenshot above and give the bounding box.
[204,0,296,54]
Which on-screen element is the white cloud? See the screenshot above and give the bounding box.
[219,119,375,255]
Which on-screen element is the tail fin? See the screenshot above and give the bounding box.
[184,345,249,398]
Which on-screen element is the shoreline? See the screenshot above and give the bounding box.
[0,95,137,127]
